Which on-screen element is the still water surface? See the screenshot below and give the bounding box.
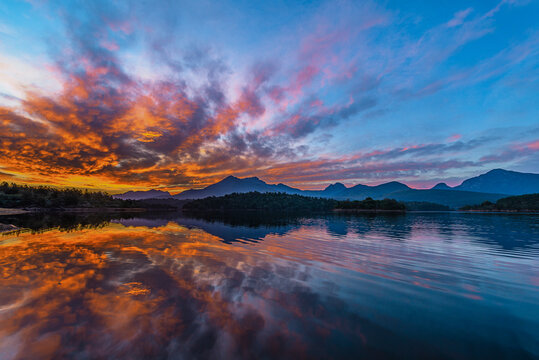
[0,212,538,359]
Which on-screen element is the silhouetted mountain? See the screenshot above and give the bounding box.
[173,176,302,199]
[387,189,506,209]
[322,183,348,196]
[114,169,538,207]
[453,169,539,195]
[114,189,171,200]
[432,183,452,190]
[347,181,410,198]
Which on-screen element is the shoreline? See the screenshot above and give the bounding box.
[0,208,29,216]
[458,209,539,213]
[0,207,148,216]
[17,207,147,213]
[1,207,537,216]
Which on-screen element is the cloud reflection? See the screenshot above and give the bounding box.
[0,213,538,359]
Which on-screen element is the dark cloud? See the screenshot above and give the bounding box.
[1,0,536,190]
[0,2,280,188]
[272,96,378,139]
[361,136,497,162]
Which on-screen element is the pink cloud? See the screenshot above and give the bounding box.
[447,134,462,142]
[526,140,539,150]
[101,40,120,52]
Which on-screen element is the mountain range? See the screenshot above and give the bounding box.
[114,169,539,208]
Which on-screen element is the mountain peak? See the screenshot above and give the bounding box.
[220,175,264,184]
[243,176,266,185]
[115,168,538,201]
[324,182,347,191]
[455,169,539,195]
[375,181,410,190]
[432,182,452,190]
[486,168,510,174]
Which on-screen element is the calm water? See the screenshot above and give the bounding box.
[0,212,538,359]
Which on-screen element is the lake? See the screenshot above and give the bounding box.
[0,212,538,359]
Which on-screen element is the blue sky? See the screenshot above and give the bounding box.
[0,0,537,191]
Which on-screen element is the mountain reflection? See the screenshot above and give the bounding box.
[3,211,538,251]
[0,212,538,359]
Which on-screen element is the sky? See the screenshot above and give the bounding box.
[0,0,537,193]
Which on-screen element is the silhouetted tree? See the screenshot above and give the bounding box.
[460,194,539,211]
[0,182,139,209]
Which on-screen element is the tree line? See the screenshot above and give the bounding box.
[182,192,406,212]
[460,193,539,211]
[0,182,139,208]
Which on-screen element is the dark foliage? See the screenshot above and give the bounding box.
[137,198,190,210]
[183,192,337,212]
[0,182,139,209]
[336,197,405,211]
[460,193,539,211]
[183,192,407,212]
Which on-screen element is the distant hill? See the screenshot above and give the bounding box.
[114,169,539,207]
[320,182,348,197]
[387,189,506,209]
[347,181,410,198]
[172,176,302,200]
[431,183,452,190]
[453,169,539,195]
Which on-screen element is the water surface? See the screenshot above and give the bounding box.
[0,212,538,359]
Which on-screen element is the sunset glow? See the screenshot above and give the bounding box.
[0,0,537,191]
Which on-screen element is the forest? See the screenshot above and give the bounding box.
[0,182,139,208]
[460,193,539,211]
[182,192,407,212]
